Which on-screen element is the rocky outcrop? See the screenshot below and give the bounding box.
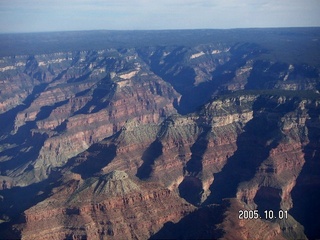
[217,199,306,240]
[0,49,180,185]
[0,29,320,239]
[67,94,317,238]
[19,171,195,240]
[67,95,256,206]
[3,88,319,240]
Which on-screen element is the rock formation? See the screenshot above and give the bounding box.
[17,171,194,240]
[0,29,320,239]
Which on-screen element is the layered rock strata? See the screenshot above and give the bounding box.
[19,171,195,240]
[0,34,319,239]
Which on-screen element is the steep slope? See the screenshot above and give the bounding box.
[17,171,194,239]
[290,101,320,239]
[138,42,320,114]
[0,49,179,186]
[151,199,288,240]
[9,93,318,239]
[0,29,320,239]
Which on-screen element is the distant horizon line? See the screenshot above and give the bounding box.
[1,26,320,35]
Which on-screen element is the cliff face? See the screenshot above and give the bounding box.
[13,94,318,239]
[18,171,194,240]
[1,41,319,187]
[138,43,320,114]
[1,29,320,239]
[0,49,179,185]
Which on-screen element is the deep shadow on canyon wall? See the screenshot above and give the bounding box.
[203,96,293,205]
[290,106,320,239]
[150,203,226,240]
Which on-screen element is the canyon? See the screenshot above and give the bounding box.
[0,28,319,239]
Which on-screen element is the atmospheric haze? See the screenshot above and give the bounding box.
[0,0,320,33]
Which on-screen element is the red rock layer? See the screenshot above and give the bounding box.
[219,199,286,240]
[1,49,180,185]
[20,171,195,240]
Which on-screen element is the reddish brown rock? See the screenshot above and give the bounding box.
[219,199,286,240]
[19,171,195,240]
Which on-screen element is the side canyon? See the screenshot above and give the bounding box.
[0,29,319,239]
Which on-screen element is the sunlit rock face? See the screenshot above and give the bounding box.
[20,171,195,240]
[0,49,180,185]
[0,29,319,239]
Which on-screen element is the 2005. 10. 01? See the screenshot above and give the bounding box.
[239,210,289,220]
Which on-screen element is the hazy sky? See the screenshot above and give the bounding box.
[1,0,320,33]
